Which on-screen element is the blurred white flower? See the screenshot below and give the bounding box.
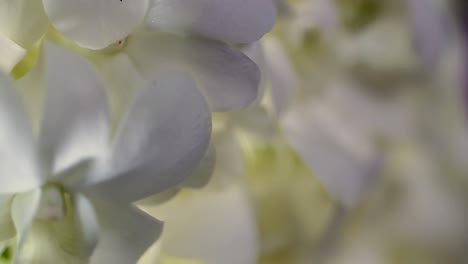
[0,43,211,263]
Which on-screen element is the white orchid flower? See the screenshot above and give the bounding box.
[41,0,277,113]
[0,0,48,73]
[0,43,211,263]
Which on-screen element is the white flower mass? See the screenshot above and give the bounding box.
[0,0,467,263]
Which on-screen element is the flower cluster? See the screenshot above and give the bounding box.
[0,0,277,263]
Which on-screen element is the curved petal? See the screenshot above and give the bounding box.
[144,185,258,264]
[40,43,110,177]
[0,195,15,241]
[42,0,148,49]
[0,74,41,194]
[146,0,276,43]
[180,144,216,189]
[283,101,382,208]
[126,32,260,111]
[262,36,298,116]
[0,33,26,74]
[0,0,48,48]
[89,198,162,264]
[11,189,41,255]
[85,71,211,202]
[16,193,99,263]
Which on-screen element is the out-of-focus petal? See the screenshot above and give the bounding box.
[144,185,258,264]
[85,72,211,202]
[89,198,162,264]
[42,0,148,49]
[262,36,298,115]
[126,32,260,111]
[0,0,48,47]
[0,74,41,194]
[146,0,276,43]
[0,195,15,241]
[16,193,99,263]
[283,100,381,208]
[40,43,110,177]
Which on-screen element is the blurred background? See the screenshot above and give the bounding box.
[140,0,468,263]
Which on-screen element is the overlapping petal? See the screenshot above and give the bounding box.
[0,195,14,241]
[40,43,110,176]
[0,0,48,47]
[85,71,211,202]
[126,32,260,111]
[0,74,41,193]
[146,0,277,43]
[42,0,148,49]
[89,198,162,264]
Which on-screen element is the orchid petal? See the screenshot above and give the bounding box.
[0,195,15,241]
[42,0,148,49]
[145,185,258,264]
[85,71,211,202]
[40,43,110,177]
[0,74,41,194]
[16,193,99,263]
[0,34,26,74]
[146,0,276,43]
[11,189,41,256]
[89,198,162,264]
[126,32,260,111]
[0,0,48,48]
[283,101,382,208]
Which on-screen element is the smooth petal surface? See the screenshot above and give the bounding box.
[126,32,260,111]
[0,0,48,47]
[85,72,211,202]
[11,189,41,253]
[0,74,41,194]
[262,36,298,115]
[40,43,110,176]
[0,33,26,74]
[144,185,258,264]
[42,0,148,49]
[283,101,381,208]
[146,0,276,43]
[180,144,216,189]
[0,195,14,241]
[17,194,99,263]
[89,198,162,264]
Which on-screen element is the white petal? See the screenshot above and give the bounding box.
[11,189,41,253]
[283,101,382,208]
[0,33,26,74]
[42,0,149,49]
[0,195,15,241]
[181,144,216,189]
[262,36,298,115]
[407,0,448,67]
[90,198,162,264]
[16,194,99,263]
[0,0,48,47]
[146,0,276,43]
[144,185,258,264]
[40,43,110,177]
[0,74,41,194]
[126,32,260,111]
[85,71,211,202]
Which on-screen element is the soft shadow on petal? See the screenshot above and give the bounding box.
[84,71,211,203]
[146,0,276,43]
[16,194,99,263]
[126,32,260,111]
[89,198,162,264]
[0,195,15,241]
[40,43,110,177]
[42,0,148,49]
[0,73,41,194]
